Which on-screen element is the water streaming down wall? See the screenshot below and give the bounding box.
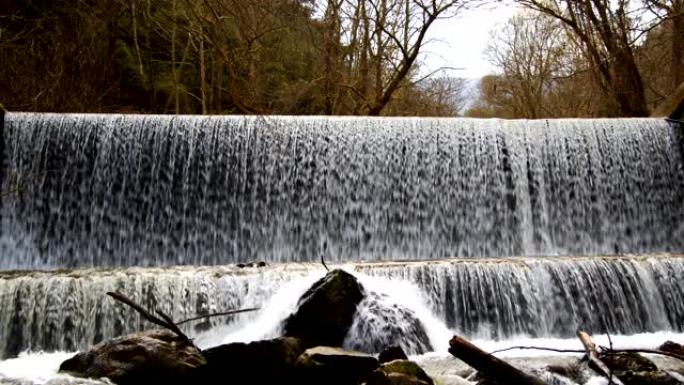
[0,264,315,358]
[357,255,684,340]
[1,256,683,358]
[2,113,683,269]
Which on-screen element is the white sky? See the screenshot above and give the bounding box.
[420,2,520,79]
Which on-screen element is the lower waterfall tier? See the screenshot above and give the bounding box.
[0,254,682,358]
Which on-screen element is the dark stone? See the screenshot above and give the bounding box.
[366,360,434,385]
[600,352,658,373]
[59,330,206,385]
[659,341,684,356]
[599,352,682,385]
[546,363,585,384]
[615,371,682,385]
[199,337,305,384]
[295,346,379,385]
[379,346,409,363]
[284,269,365,348]
[257,261,267,267]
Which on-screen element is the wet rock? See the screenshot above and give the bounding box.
[659,341,684,357]
[379,346,409,363]
[546,363,585,384]
[344,292,432,355]
[615,370,683,385]
[59,330,206,385]
[599,352,682,385]
[601,352,658,372]
[199,337,304,384]
[284,269,365,348]
[295,346,379,385]
[366,359,434,385]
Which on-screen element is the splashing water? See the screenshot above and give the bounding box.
[344,274,452,355]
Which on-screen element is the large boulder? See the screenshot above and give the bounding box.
[59,330,206,385]
[295,346,379,385]
[198,336,305,384]
[284,269,365,348]
[366,359,435,385]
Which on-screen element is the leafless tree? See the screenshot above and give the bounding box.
[517,0,650,117]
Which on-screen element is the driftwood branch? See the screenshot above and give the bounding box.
[577,331,625,385]
[107,291,191,343]
[107,291,261,340]
[448,335,548,385]
[604,349,684,361]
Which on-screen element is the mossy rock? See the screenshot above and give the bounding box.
[295,346,379,385]
[367,359,434,385]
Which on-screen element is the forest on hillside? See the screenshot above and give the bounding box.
[0,0,682,118]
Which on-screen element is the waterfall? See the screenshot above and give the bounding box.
[356,255,684,339]
[1,255,683,358]
[0,264,316,359]
[2,113,683,269]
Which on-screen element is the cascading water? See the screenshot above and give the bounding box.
[0,264,316,358]
[2,255,683,358]
[356,255,684,339]
[2,113,684,384]
[2,113,683,269]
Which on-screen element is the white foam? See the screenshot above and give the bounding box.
[422,331,684,358]
[215,270,325,346]
[0,351,90,384]
[352,272,454,352]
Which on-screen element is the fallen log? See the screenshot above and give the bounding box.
[577,331,624,385]
[448,335,548,385]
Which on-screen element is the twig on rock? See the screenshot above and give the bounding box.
[176,307,261,325]
[489,346,586,355]
[488,345,684,361]
[603,349,684,361]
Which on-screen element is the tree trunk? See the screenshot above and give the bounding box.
[670,1,684,87]
[609,49,649,117]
